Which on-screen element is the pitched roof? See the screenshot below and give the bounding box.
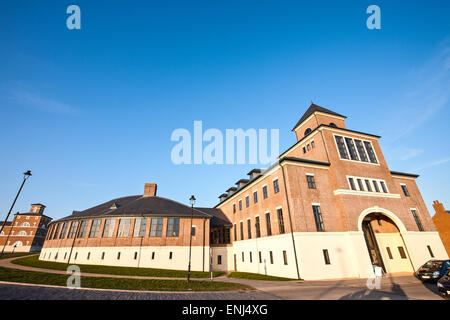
[53,195,211,223]
[292,103,346,131]
[195,208,232,227]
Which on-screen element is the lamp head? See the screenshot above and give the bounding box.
[189,195,196,206]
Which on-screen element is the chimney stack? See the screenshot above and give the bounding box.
[432,200,445,214]
[144,183,157,197]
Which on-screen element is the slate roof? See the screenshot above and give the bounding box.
[195,208,232,227]
[292,103,346,131]
[53,195,212,223]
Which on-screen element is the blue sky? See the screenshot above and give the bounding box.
[0,0,449,221]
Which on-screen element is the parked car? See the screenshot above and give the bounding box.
[437,270,450,299]
[414,259,450,282]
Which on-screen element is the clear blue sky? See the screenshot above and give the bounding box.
[1,0,449,221]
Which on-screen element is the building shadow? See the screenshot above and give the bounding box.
[338,276,409,300]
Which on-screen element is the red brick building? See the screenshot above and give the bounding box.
[432,201,450,256]
[0,204,52,253]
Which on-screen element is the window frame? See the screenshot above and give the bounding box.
[333,134,379,165]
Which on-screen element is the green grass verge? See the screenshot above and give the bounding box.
[228,271,295,281]
[12,255,224,278]
[0,252,36,260]
[0,266,251,292]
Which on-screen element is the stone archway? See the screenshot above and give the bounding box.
[358,207,414,274]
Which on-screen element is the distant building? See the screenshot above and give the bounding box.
[432,201,450,256]
[0,204,52,253]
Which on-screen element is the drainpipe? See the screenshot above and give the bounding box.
[67,219,81,265]
[202,218,206,272]
[281,163,301,280]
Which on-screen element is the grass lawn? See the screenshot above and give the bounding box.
[0,266,251,292]
[0,252,36,260]
[228,272,295,281]
[12,255,224,278]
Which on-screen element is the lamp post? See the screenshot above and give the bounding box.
[0,170,32,256]
[187,195,196,283]
[11,243,17,255]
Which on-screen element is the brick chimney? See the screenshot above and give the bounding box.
[144,183,157,197]
[432,200,445,214]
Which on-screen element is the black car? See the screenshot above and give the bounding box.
[415,259,450,282]
[437,270,450,298]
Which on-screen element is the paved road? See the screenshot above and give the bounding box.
[0,282,280,300]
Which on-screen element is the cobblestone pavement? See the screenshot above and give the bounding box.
[0,282,281,300]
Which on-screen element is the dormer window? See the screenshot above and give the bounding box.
[329,123,337,128]
[110,203,120,209]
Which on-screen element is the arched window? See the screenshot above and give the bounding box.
[21,222,30,227]
[17,231,27,236]
[329,122,337,128]
[304,128,312,136]
[13,241,23,247]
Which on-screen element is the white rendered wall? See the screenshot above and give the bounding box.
[401,231,449,271]
[374,233,414,273]
[40,246,210,272]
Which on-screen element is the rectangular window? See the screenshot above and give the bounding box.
[239,200,242,210]
[52,223,61,240]
[240,221,244,240]
[151,252,155,260]
[306,175,316,189]
[117,252,121,260]
[349,178,356,190]
[313,205,325,231]
[335,136,349,159]
[218,255,222,265]
[265,212,272,236]
[68,221,79,239]
[354,139,369,162]
[401,185,410,197]
[427,245,434,258]
[345,137,359,160]
[150,218,163,237]
[273,179,280,193]
[269,251,273,264]
[303,146,306,153]
[247,219,252,239]
[277,209,285,234]
[307,144,310,151]
[263,186,268,199]
[255,216,261,238]
[233,223,237,241]
[253,191,258,203]
[411,209,424,231]
[59,222,68,239]
[386,247,393,259]
[249,252,252,263]
[365,179,372,192]
[364,141,378,164]
[259,251,262,263]
[398,247,407,259]
[245,196,249,208]
[117,219,131,237]
[233,204,236,213]
[169,252,173,260]
[167,218,180,237]
[134,252,138,260]
[242,252,244,262]
[191,226,196,236]
[101,252,105,260]
[133,218,147,237]
[78,220,89,238]
[380,181,388,193]
[357,179,364,191]
[89,219,102,238]
[372,180,380,192]
[102,219,115,238]
[323,249,331,265]
[87,252,90,260]
[283,251,288,265]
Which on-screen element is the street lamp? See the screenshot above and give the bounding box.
[0,170,32,256]
[12,243,17,255]
[187,195,196,283]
